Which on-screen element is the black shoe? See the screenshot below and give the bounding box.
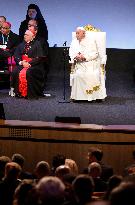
[96,99,105,102]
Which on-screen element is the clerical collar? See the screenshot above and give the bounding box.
[2,34,9,45]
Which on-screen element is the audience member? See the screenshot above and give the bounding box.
[55,165,71,181]
[109,181,135,205]
[0,155,11,180]
[65,159,79,175]
[71,174,94,205]
[51,154,66,175]
[0,162,22,205]
[83,147,113,182]
[19,4,48,42]
[11,153,33,179]
[88,162,107,192]
[103,174,123,200]
[13,179,38,205]
[34,161,50,181]
[36,176,65,205]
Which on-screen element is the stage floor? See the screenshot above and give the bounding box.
[0,48,135,125]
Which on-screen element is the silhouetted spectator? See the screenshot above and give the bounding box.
[0,155,11,180]
[0,162,22,205]
[83,147,113,182]
[11,153,33,179]
[88,162,107,192]
[34,161,50,181]
[65,159,79,176]
[103,174,123,200]
[36,176,65,205]
[55,165,71,181]
[109,181,135,205]
[51,154,66,175]
[71,174,94,205]
[13,179,38,205]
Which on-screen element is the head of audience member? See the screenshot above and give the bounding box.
[12,153,25,168]
[72,174,94,204]
[0,155,11,180]
[104,174,123,200]
[26,4,44,20]
[13,179,37,205]
[4,162,22,181]
[55,165,71,181]
[88,162,102,179]
[36,176,65,205]
[1,21,11,36]
[24,30,34,43]
[87,147,103,164]
[0,16,6,30]
[107,175,123,191]
[34,161,50,180]
[51,154,66,174]
[109,181,135,205]
[65,159,78,176]
[76,27,86,42]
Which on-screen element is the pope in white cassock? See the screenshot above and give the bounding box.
[69,27,107,101]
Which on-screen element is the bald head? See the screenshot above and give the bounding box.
[24,30,34,42]
[1,21,11,35]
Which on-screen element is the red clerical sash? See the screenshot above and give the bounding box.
[19,55,32,97]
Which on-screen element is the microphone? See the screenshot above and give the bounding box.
[63,41,67,46]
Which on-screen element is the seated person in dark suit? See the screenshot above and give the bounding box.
[0,21,20,70]
[83,147,114,182]
[9,30,47,99]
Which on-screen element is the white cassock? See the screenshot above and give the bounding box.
[69,37,107,101]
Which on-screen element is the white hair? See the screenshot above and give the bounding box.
[36,176,65,203]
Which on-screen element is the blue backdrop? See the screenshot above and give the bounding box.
[1,0,135,48]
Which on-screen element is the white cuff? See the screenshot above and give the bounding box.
[19,61,23,65]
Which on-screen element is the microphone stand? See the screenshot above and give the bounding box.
[59,43,70,103]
